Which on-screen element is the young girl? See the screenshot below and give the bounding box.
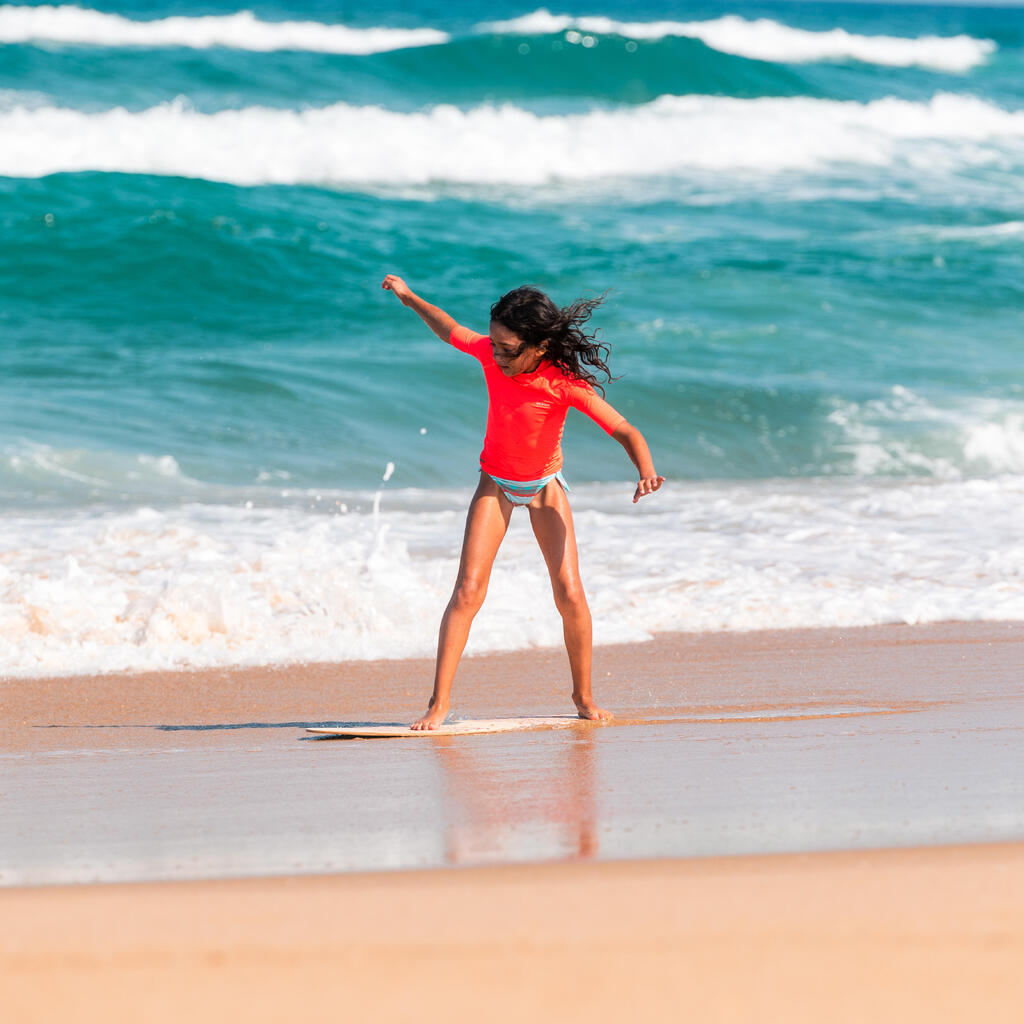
[381,275,664,730]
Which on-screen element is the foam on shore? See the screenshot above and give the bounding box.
[3,474,1022,678]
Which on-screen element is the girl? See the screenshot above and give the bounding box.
[381,275,664,730]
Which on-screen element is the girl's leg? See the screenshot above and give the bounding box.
[412,474,513,730]
[527,481,612,721]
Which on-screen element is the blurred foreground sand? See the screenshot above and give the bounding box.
[4,844,1024,1023]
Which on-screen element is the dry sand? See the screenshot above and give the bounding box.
[4,844,1024,1023]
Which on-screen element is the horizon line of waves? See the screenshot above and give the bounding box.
[3,92,1024,186]
[483,9,996,73]
[0,4,448,54]
[0,5,996,71]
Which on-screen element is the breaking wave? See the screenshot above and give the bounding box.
[0,4,447,54]
[0,5,996,72]
[3,92,1024,186]
[485,9,996,72]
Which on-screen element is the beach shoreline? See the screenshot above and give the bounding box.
[6,619,1022,741]
[3,619,1022,885]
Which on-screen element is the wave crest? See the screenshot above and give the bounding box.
[827,388,1024,478]
[0,4,448,54]
[3,92,1023,186]
[484,9,995,72]
[0,5,996,71]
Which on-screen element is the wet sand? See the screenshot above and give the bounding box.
[3,621,1023,883]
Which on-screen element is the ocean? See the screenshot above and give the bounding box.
[2,0,1023,677]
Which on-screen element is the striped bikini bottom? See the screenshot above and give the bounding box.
[486,470,570,506]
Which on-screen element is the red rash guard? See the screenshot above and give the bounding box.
[449,325,626,481]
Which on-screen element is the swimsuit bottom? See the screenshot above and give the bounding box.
[486,470,570,506]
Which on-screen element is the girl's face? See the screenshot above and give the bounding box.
[489,321,548,377]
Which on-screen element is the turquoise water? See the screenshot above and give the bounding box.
[3,1,1023,498]
[2,2,1023,674]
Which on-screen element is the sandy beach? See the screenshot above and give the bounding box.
[3,621,1023,1019]
[4,845,1024,1023]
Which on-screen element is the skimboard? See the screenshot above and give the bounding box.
[307,716,579,738]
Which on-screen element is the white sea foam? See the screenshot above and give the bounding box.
[2,475,1022,678]
[911,220,1024,243]
[827,388,1024,478]
[1,6,994,71]
[483,9,996,72]
[3,92,1024,186]
[0,4,447,53]
[0,442,207,506]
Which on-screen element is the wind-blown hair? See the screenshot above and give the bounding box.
[490,286,616,395]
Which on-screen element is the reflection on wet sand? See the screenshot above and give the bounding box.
[3,623,1023,884]
[434,729,598,865]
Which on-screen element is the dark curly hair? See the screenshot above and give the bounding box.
[490,286,616,395]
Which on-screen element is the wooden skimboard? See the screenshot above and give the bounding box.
[307,716,579,738]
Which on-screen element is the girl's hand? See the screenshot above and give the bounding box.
[381,274,414,306]
[381,276,456,341]
[633,475,665,503]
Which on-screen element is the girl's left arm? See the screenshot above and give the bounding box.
[612,421,665,503]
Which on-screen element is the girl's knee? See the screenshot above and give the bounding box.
[452,576,487,614]
[552,578,588,616]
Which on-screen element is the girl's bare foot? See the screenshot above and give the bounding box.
[410,701,449,731]
[574,699,613,722]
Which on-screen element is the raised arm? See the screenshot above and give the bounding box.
[381,274,458,343]
[612,421,665,503]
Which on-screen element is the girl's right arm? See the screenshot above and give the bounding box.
[381,275,457,343]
